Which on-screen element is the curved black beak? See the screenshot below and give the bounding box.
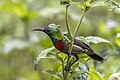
[32,28,45,32]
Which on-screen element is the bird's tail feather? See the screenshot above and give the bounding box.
[87,53,104,61]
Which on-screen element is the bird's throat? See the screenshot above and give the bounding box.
[49,35,64,52]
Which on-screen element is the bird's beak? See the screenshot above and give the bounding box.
[32,28,44,32]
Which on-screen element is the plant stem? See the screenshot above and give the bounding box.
[64,7,87,80]
[62,60,65,78]
[65,4,71,38]
[72,9,86,42]
[63,4,72,80]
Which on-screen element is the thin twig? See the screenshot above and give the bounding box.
[62,60,65,77]
[65,4,71,38]
[64,4,72,80]
[64,2,87,80]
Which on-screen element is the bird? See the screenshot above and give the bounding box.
[33,24,104,69]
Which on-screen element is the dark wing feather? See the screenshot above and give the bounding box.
[63,43,85,55]
[74,39,104,61]
[74,39,93,52]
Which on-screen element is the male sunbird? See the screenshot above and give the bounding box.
[33,24,104,68]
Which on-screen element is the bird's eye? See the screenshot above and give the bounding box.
[46,29,50,32]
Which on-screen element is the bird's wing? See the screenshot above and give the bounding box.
[74,39,93,53]
[62,33,93,52]
[72,44,85,54]
[63,43,85,55]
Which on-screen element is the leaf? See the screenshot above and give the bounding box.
[70,62,79,72]
[53,63,62,72]
[89,61,102,80]
[89,70,102,80]
[43,70,62,79]
[85,36,113,51]
[102,72,112,80]
[76,36,113,51]
[72,0,91,10]
[77,2,85,10]
[78,54,90,63]
[91,0,120,11]
[34,46,55,70]
[57,52,67,62]
[115,33,120,47]
[68,71,83,80]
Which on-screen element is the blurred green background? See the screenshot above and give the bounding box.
[0,0,120,80]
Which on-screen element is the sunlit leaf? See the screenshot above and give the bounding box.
[89,70,102,80]
[34,46,55,70]
[71,0,91,10]
[89,62,102,80]
[102,72,112,80]
[57,52,67,62]
[78,54,90,63]
[43,70,62,79]
[70,62,79,72]
[86,36,113,51]
[91,0,120,11]
[53,63,62,72]
[115,33,120,47]
[77,3,85,10]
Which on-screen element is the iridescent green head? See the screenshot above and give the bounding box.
[33,24,62,40]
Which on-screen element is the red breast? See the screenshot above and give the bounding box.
[54,40,64,52]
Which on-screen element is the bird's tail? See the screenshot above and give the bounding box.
[87,53,104,61]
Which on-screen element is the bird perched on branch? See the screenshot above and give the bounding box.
[33,24,104,68]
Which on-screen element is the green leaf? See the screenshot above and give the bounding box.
[70,62,79,72]
[34,46,55,70]
[43,70,62,79]
[102,72,112,80]
[77,2,85,10]
[91,0,120,11]
[115,33,120,47]
[57,52,67,62]
[72,0,91,10]
[53,63,62,72]
[78,54,90,63]
[68,71,83,80]
[85,36,113,51]
[89,70,102,80]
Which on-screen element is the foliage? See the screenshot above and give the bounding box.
[0,0,120,80]
[34,46,55,70]
[115,33,120,47]
[34,0,119,80]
